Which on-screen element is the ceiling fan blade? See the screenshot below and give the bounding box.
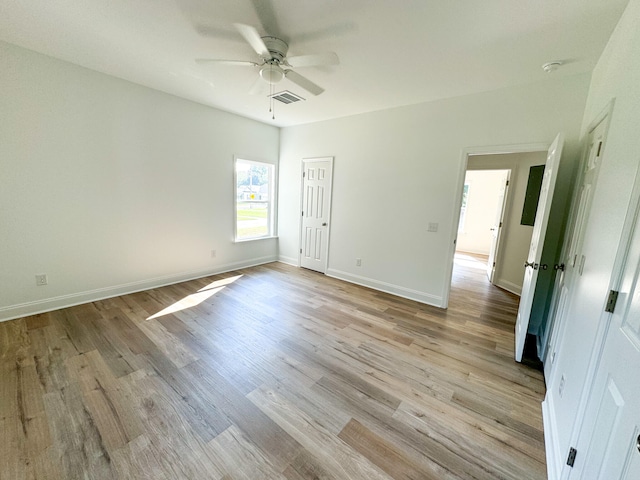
[249,0,282,39]
[196,59,258,67]
[249,76,268,96]
[284,70,324,96]
[193,24,239,41]
[287,52,339,68]
[234,23,270,58]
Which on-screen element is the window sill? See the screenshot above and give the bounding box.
[234,235,278,243]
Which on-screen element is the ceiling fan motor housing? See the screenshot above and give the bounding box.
[259,37,289,84]
[262,36,288,63]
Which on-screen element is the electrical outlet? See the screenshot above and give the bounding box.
[356,258,362,267]
[211,249,217,258]
[559,374,565,397]
[428,222,439,232]
[35,274,48,286]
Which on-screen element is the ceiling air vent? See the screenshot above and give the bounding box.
[270,90,305,104]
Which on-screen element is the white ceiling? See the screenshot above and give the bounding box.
[0,0,629,127]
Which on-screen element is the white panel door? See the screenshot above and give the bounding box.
[487,171,510,282]
[300,158,333,273]
[541,109,616,478]
[544,115,609,378]
[515,133,564,362]
[568,183,640,480]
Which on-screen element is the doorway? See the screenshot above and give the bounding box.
[452,149,548,298]
[455,169,511,283]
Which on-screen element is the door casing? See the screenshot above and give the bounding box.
[298,157,334,273]
[445,142,550,308]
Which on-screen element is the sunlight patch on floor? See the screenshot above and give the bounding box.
[198,274,243,292]
[147,274,243,320]
[454,252,488,271]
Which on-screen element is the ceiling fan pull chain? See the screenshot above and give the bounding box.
[271,82,276,120]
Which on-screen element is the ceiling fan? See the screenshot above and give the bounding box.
[196,23,339,96]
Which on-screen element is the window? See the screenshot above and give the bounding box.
[235,158,275,241]
[458,183,470,232]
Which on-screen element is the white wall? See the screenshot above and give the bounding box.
[456,170,507,256]
[0,41,279,321]
[278,75,590,306]
[466,152,547,295]
[543,0,640,477]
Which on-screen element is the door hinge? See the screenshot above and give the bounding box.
[301,211,304,217]
[605,290,619,313]
[506,180,509,186]
[596,141,603,157]
[493,261,496,267]
[303,171,306,177]
[499,221,503,227]
[566,447,577,467]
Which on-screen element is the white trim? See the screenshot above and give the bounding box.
[326,268,443,306]
[0,255,277,323]
[493,278,522,296]
[542,396,562,480]
[455,247,490,256]
[444,142,550,308]
[277,256,299,266]
[461,142,550,156]
[234,235,278,243]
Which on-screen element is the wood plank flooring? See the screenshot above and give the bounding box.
[0,255,546,479]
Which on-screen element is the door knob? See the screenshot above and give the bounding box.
[540,264,548,270]
[524,261,534,269]
[322,222,327,226]
[554,263,566,271]
[636,434,640,453]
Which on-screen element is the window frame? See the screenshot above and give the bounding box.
[233,156,277,242]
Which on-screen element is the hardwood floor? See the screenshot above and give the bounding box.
[0,256,546,479]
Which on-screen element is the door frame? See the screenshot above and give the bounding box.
[542,99,616,373]
[444,142,550,308]
[298,156,335,273]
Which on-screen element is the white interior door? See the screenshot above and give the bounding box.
[487,170,510,282]
[541,109,613,479]
[568,179,640,480]
[515,133,564,362]
[300,158,333,273]
[544,114,609,378]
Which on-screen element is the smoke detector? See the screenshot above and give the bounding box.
[542,61,563,73]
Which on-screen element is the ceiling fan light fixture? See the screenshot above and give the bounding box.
[259,64,284,84]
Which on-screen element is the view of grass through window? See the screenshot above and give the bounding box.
[458,183,470,232]
[236,159,273,240]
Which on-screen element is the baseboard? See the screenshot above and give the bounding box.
[455,249,490,256]
[542,395,562,480]
[277,255,299,267]
[326,268,443,307]
[0,255,278,323]
[494,278,522,296]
